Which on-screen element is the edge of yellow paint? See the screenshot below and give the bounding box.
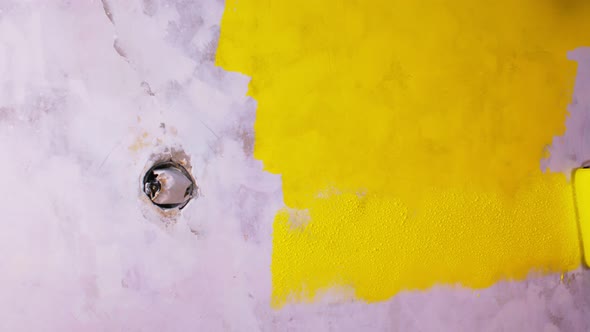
[573,168,590,267]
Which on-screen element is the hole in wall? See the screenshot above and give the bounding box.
[142,158,196,210]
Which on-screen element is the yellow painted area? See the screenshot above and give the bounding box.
[573,168,590,267]
[216,1,590,306]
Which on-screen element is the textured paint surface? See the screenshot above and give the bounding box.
[217,1,590,306]
[573,168,590,267]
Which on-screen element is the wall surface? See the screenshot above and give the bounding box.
[0,0,588,331]
[217,0,590,307]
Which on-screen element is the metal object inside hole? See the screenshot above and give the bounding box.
[143,161,196,210]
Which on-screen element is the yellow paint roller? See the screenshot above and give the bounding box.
[573,166,590,267]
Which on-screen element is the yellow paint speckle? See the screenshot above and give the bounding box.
[129,132,150,152]
[217,0,590,307]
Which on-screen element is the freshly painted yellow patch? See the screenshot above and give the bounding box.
[216,0,590,306]
[573,168,590,266]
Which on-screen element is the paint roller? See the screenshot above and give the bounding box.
[573,165,590,267]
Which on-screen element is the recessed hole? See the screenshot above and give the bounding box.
[142,160,196,210]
